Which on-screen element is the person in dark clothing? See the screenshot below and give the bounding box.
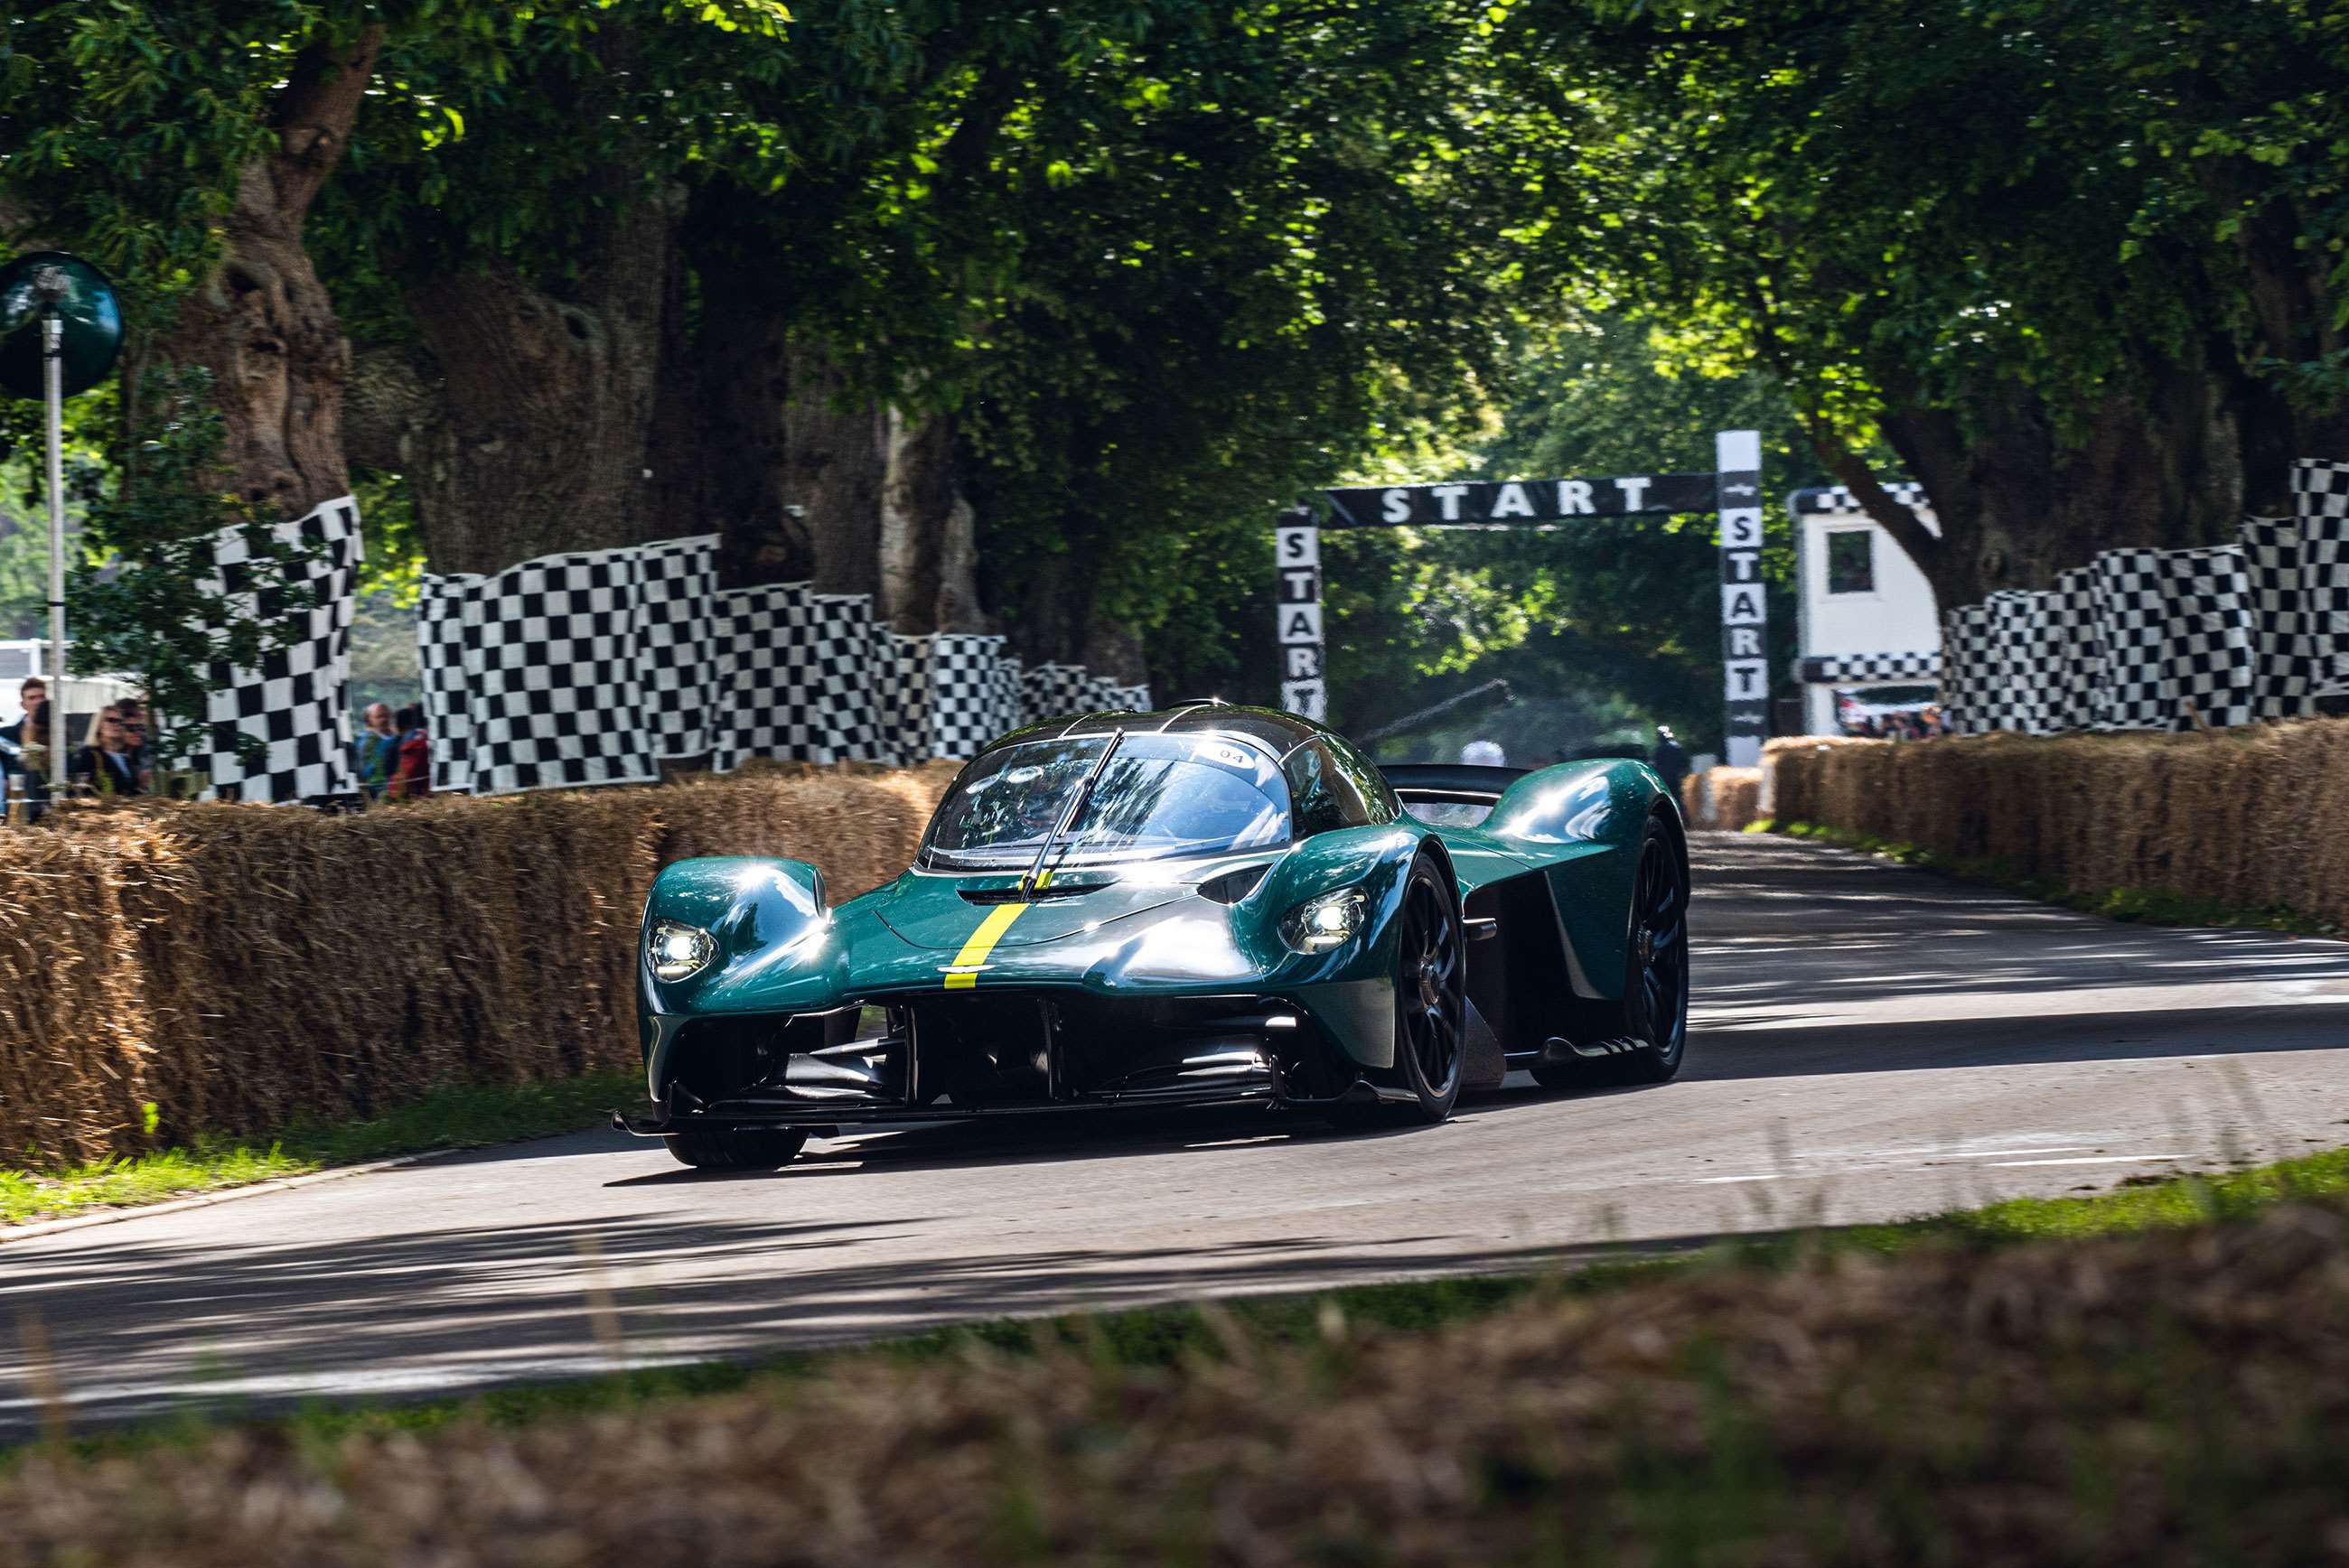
[0,677,55,818]
[1650,725,1689,798]
[72,705,145,797]
[386,704,431,800]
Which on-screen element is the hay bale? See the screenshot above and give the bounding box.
[0,764,957,1169]
[1683,766,1762,831]
[1764,720,2349,931]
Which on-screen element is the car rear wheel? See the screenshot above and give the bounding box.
[664,1126,809,1171]
[1532,814,1689,1089]
[1331,853,1465,1126]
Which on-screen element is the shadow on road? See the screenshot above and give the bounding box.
[0,1209,1699,1439]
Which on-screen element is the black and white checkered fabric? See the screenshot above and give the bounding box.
[639,535,719,759]
[2240,518,2315,719]
[1989,590,2065,735]
[809,594,885,762]
[1021,664,1094,723]
[1790,481,1929,516]
[463,545,656,795]
[1937,602,1996,734]
[927,634,1013,759]
[991,656,1025,733]
[1932,461,2349,738]
[2159,546,2256,730]
[1796,650,1943,685]
[2298,461,2349,697]
[2090,548,2173,731]
[199,496,364,803]
[416,572,481,794]
[2051,567,2101,733]
[711,583,881,770]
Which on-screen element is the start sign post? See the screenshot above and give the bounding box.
[1278,432,1768,759]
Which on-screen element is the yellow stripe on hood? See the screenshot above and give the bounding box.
[942,902,1029,989]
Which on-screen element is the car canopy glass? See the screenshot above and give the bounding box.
[923,732,1291,872]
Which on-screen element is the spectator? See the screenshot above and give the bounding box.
[1459,739,1507,768]
[114,695,154,791]
[386,704,431,799]
[1649,724,1688,797]
[1,677,54,818]
[73,705,145,797]
[353,702,398,798]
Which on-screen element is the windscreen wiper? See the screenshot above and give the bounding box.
[1022,729,1123,899]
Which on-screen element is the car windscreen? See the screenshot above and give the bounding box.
[923,733,1291,872]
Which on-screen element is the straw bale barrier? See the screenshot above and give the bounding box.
[1764,721,2349,926]
[0,766,952,1168]
[1679,766,1762,831]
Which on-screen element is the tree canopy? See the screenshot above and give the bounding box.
[0,0,2341,748]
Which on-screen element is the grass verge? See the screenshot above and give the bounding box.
[9,1145,2349,1563]
[1749,817,2344,937]
[0,1069,641,1229]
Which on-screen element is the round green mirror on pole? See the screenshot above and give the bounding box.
[0,252,124,400]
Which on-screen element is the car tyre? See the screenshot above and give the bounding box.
[663,1126,810,1171]
[1531,813,1689,1090]
[1330,851,1466,1127]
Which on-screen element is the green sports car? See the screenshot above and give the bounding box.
[617,703,1690,1170]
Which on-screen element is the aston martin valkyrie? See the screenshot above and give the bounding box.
[617,703,1689,1169]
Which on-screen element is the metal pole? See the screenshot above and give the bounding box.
[41,313,68,807]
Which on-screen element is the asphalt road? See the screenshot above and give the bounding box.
[6,832,2349,1436]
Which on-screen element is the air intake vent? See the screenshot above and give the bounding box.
[1196,863,1270,905]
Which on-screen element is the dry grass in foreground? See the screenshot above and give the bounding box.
[8,1201,2348,1566]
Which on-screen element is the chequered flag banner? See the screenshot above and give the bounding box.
[2240,517,2315,719]
[1789,482,1929,517]
[867,621,912,766]
[1935,602,1996,734]
[881,632,935,766]
[639,536,719,759]
[992,656,1025,733]
[2297,461,2349,696]
[807,593,885,763]
[200,496,366,803]
[416,571,482,794]
[2159,545,2256,731]
[711,583,879,770]
[413,532,1171,793]
[2052,566,2101,734]
[1989,590,2064,735]
[1021,663,1093,723]
[2091,548,2174,731]
[1795,650,1942,685]
[930,634,1011,759]
[462,545,656,795]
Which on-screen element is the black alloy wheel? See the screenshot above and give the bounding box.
[664,1125,810,1171]
[1533,813,1689,1089]
[1334,852,1466,1126]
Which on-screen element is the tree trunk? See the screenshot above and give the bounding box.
[644,262,810,586]
[397,182,679,575]
[785,339,889,599]
[1847,343,2252,607]
[879,408,985,633]
[147,27,382,519]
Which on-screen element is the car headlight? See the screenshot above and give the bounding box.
[647,919,716,982]
[1280,888,1367,953]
